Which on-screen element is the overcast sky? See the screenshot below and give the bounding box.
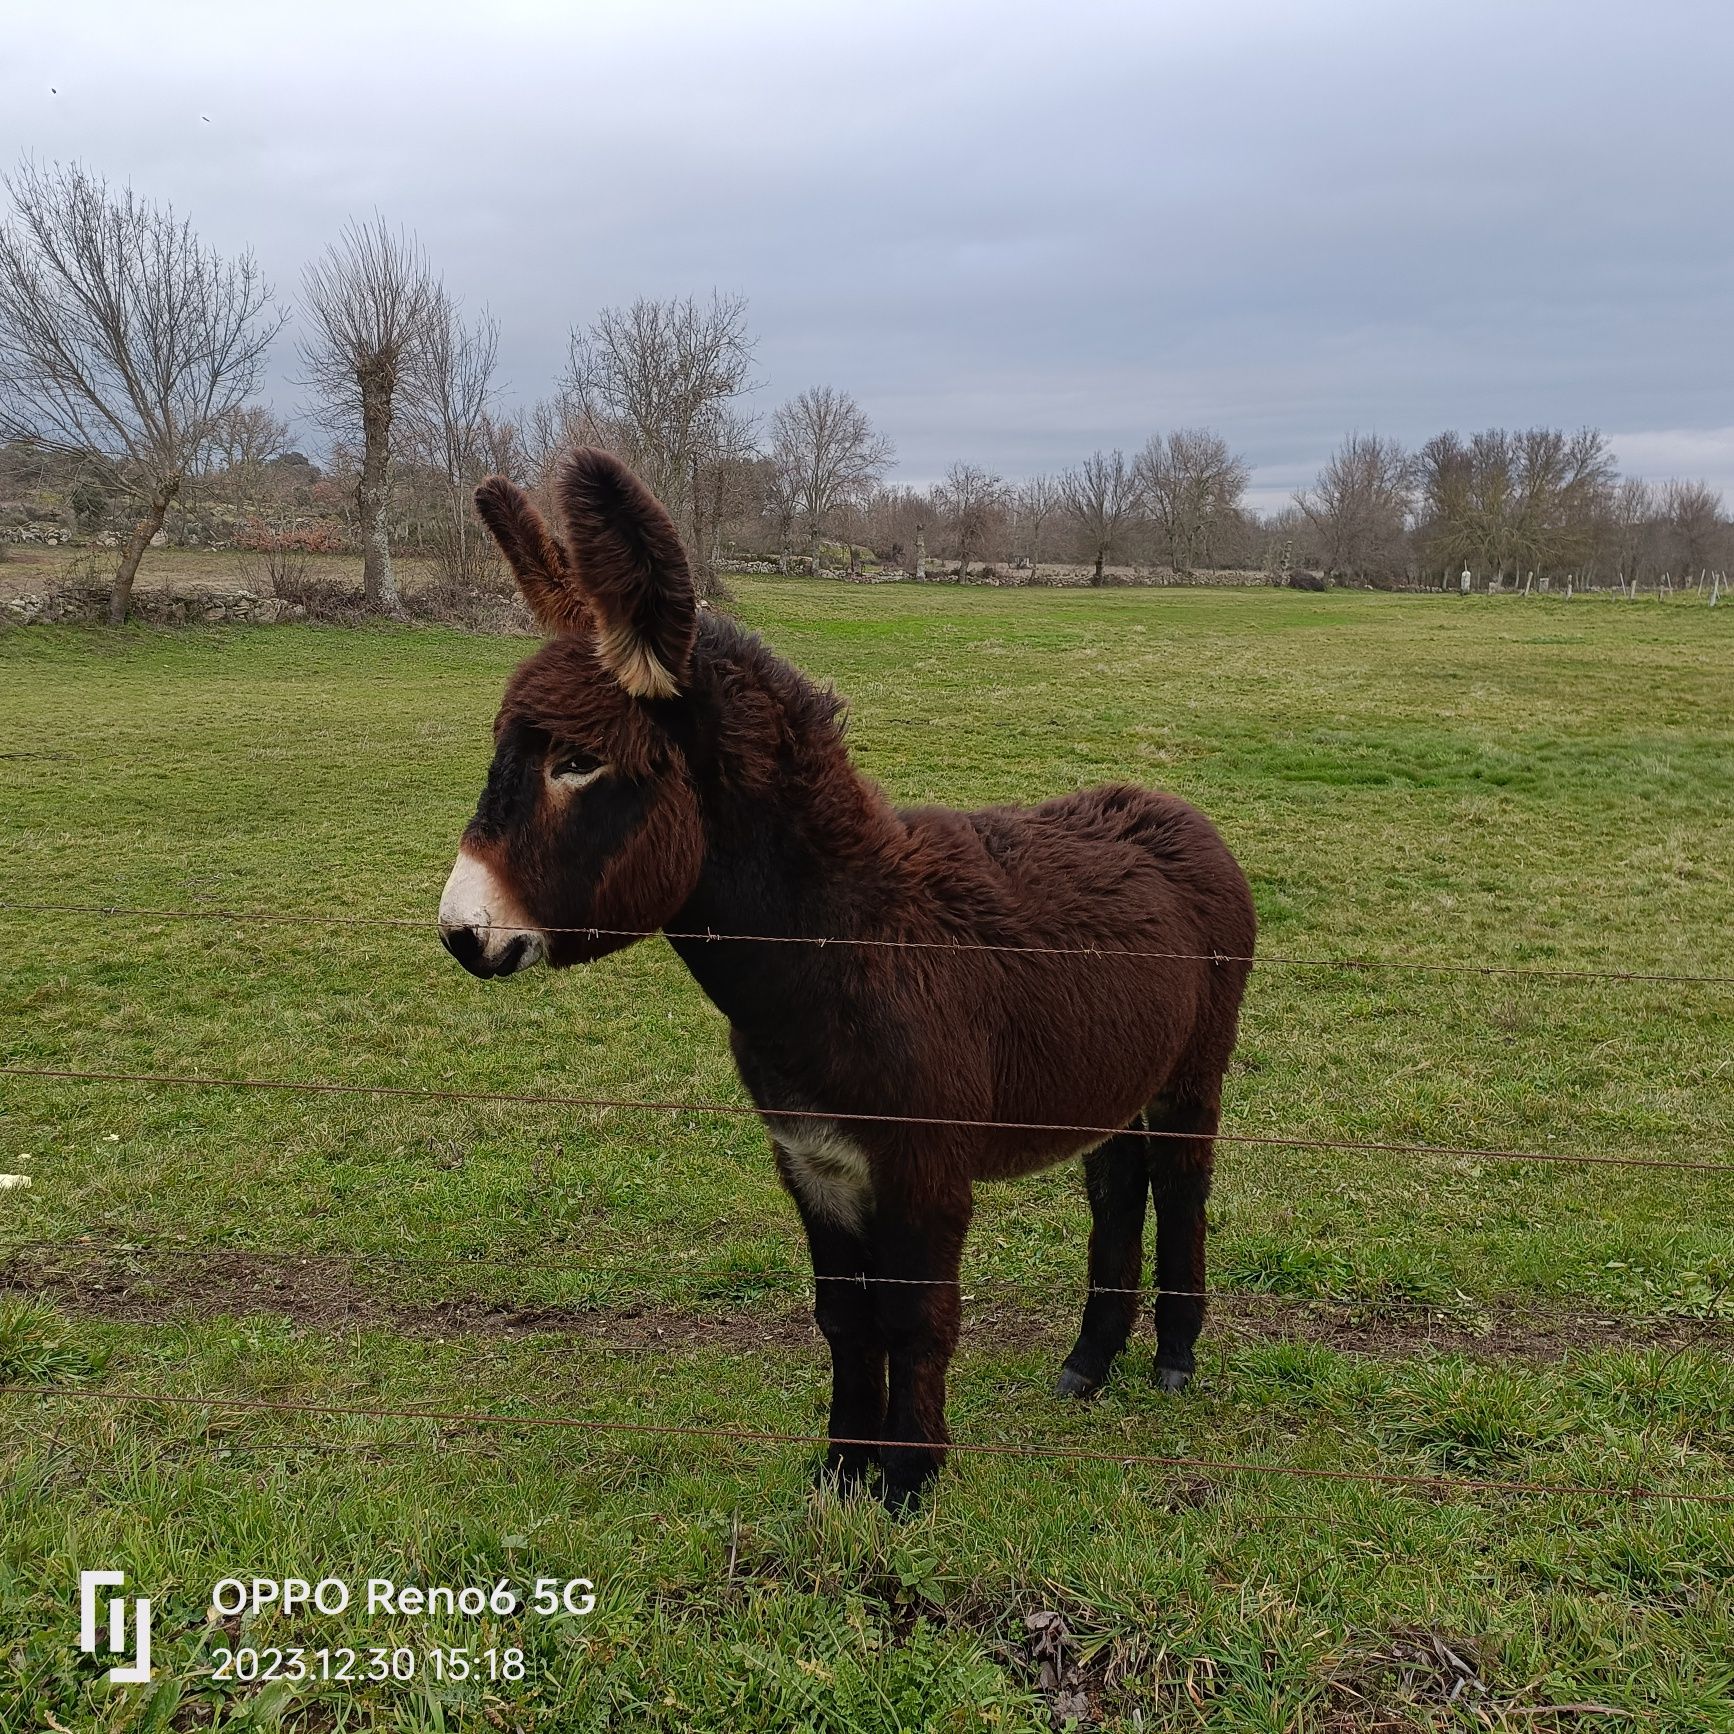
[6,0,1732,506]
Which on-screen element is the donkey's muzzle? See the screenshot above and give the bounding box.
[437,849,547,978]
[439,922,540,979]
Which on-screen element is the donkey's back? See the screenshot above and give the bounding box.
[887,783,1254,1176]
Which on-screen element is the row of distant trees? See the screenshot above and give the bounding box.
[1,158,1727,622]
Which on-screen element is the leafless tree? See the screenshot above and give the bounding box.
[1602,476,1656,590]
[761,450,801,572]
[935,463,1005,577]
[1135,428,1249,574]
[768,384,893,575]
[1295,433,1413,582]
[564,291,756,595]
[401,286,500,586]
[1062,449,1137,584]
[0,158,283,621]
[1508,426,1614,580]
[690,408,761,578]
[299,216,437,612]
[1416,427,1614,585]
[1016,473,1062,582]
[1662,478,1725,582]
[207,402,294,526]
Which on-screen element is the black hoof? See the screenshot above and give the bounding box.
[1154,1364,1193,1393]
[881,1476,929,1517]
[1054,1363,1102,1399]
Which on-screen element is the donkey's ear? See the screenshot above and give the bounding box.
[474,477,585,634]
[556,447,696,700]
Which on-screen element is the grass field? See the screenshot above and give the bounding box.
[3,582,1732,1731]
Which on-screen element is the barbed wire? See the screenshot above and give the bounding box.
[2,899,1730,987]
[2,1383,1728,1506]
[3,1062,1728,1174]
[10,1236,1727,1329]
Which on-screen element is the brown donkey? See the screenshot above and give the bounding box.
[438,448,1256,1508]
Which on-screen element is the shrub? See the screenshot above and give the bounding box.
[266,568,370,624]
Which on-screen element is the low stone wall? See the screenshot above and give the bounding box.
[3,583,307,627]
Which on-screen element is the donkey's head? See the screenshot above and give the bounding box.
[438,449,705,977]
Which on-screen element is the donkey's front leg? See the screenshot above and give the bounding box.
[871,1174,972,1512]
[775,1145,886,1490]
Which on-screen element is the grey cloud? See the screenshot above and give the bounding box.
[5,0,1731,494]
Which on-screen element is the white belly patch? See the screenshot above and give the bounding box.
[775,1121,874,1232]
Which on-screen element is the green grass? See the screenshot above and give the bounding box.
[2,584,1732,1730]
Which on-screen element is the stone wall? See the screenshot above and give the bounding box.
[3,583,307,627]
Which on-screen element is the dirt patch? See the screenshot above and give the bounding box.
[2,1244,823,1355]
[5,1244,1725,1366]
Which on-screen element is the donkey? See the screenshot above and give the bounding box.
[438,448,1256,1508]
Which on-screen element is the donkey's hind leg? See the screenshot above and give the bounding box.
[1055,1122,1150,1398]
[1147,1090,1219,1392]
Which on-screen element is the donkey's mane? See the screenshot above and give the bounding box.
[683,611,904,859]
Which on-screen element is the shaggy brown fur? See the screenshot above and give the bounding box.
[443,449,1256,1507]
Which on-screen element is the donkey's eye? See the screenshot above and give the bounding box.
[549,750,607,787]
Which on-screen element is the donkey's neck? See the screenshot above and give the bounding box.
[666,644,909,1034]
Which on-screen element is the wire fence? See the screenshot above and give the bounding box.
[3,898,1732,987]
[7,1235,1730,1331]
[4,1383,1730,1508]
[4,1063,1730,1175]
[2,899,1730,1509]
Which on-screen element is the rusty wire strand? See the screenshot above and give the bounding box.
[2,899,1731,986]
[1,1383,1728,1506]
[2,1062,1729,1175]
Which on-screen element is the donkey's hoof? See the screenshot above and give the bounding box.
[1054,1363,1101,1399]
[1154,1364,1193,1393]
[880,1475,930,1517]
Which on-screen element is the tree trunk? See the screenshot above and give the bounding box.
[686,456,716,600]
[808,525,822,576]
[913,527,926,581]
[109,479,177,624]
[1092,548,1104,586]
[357,374,398,613]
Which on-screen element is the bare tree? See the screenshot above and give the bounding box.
[564,292,756,595]
[936,462,1004,577]
[762,454,801,575]
[1295,432,1413,582]
[1509,426,1614,580]
[768,384,893,575]
[1417,427,1611,585]
[0,159,283,622]
[207,402,294,527]
[401,286,500,586]
[1603,476,1656,590]
[1016,473,1062,582]
[1662,478,1725,581]
[691,408,761,578]
[1062,449,1137,584]
[299,216,436,612]
[1135,428,1249,574]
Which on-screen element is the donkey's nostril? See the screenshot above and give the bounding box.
[440,923,487,975]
